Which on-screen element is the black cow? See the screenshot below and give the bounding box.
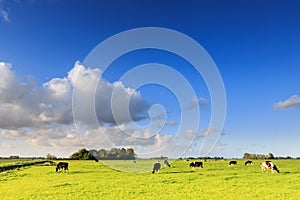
[190,161,203,168]
[56,162,69,172]
[164,160,170,167]
[228,161,237,166]
[245,160,253,166]
[152,163,161,174]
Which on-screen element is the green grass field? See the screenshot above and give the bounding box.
[0,159,299,199]
[0,159,35,166]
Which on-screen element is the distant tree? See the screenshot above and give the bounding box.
[89,149,98,158]
[243,152,277,160]
[267,153,275,159]
[70,148,136,160]
[9,155,19,159]
[243,153,251,159]
[98,149,106,158]
[126,148,136,160]
[46,153,57,160]
[70,148,93,160]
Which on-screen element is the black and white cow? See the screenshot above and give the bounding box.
[245,160,253,166]
[164,160,170,167]
[228,161,237,166]
[152,163,161,174]
[56,162,69,172]
[260,161,280,173]
[190,161,203,168]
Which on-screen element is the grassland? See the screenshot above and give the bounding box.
[0,159,299,199]
[0,159,35,166]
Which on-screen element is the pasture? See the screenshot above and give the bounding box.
[0,159,299,199]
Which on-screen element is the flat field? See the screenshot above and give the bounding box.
[0,159,299,199]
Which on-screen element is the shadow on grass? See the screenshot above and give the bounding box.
[162,170,196,174]
[53,183,72,187]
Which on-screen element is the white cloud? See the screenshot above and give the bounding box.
[201,126,226,136]
[70,62,150,126]
[157,120,177,127]
[0,61,149,130]
[1,61,210,158]
[0,61,162,156]
[164,120,177,126]
[184,127,223,141]
[274,95,300,110]
[0,9,9,22]
[187,97,209,110]
[0,0,10,23]
[18,124,175,157]
[185,129,196,139]
[2,142,11,148]
[202,126,218,136]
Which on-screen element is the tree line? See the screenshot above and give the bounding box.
[243,152,275,160]
[69,148,136,160]
[243,152,293,160]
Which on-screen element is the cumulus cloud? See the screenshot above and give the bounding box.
[0,61,150,130]
[183,127,225,142]
[2,62,214,158]
[202,127,218,136]
[16,124,174,157]
[274,95,300,110]
[0,0,10,22]
[78,126,173,152]
[0,61,168,155]
[0,9,9,22]
[70,62,150,126]
[184,129,196,140]
[2,142,11,148]
[0,62,73,129]
[157,120,177,127]
[187,97,209,110]
[201,127,226,136]
[164,120,177,126]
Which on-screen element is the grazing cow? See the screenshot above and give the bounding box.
[245,160,253,166]
[260,161,280,173]
[190,161,203,168]
[228,161,237,166]
[152,163,161,174]
[164,160,170,167]
[56,162,68,172]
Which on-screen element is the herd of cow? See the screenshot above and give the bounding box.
[151,159,280,174]
[54,160,280,174]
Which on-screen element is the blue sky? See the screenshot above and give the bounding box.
[0,0,300,158]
